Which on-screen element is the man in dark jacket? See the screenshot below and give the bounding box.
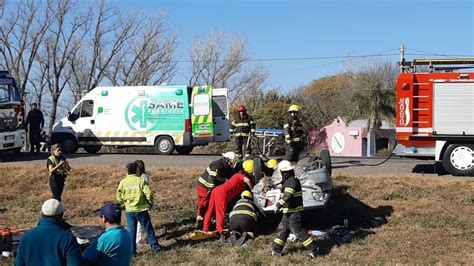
[15,199,83,266]
[283,104,305,163]
[269,160,318,258]
[228,190,258,247]
[25,103,44,154]
[230,104,256,158]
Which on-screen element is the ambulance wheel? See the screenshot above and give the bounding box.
[155,136,174,155]
[61,136,78,154]
[320,149,332,174]
[83,145,101,154]
[442,144,474,176]
[175,146,194,155]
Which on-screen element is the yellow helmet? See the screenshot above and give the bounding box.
[266,159,278,169]
[288,104,301,112]
[242,159,254,174]
[241,190,253,199]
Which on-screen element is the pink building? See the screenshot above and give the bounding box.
[308,116,395,157]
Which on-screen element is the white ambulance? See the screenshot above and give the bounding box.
[52,85,230,154]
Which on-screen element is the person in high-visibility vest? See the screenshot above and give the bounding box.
[46,144,71,201]
[268,160,318,258]
[230,104,256,158]
[195,152,238,227]
[283,104,305,163]
[203,160,254,238]
[228,190,259,247]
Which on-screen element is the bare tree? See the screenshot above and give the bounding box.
[0,0,51,100]
[188,30,267,103]
[106,13,178,86]
[38,0,89,132]
[67,0,144,102]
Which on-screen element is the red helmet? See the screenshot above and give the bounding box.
[238,104,247,112]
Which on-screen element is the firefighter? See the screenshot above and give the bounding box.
[268,160,318,258]
[196,152,239,227]
[228,190,258,247]
[230,104,256,158]
[283,104,305,163]
[202,160,254,238]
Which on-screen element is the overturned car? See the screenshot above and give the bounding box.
[252,150,333,213]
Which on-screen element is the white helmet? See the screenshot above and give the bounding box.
[222,151,238,164]
[278,160,295,172]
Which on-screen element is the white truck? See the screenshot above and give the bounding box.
[52,85,230,154]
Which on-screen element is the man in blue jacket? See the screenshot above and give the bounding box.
[15,199,83,266]
[83,203,132,266]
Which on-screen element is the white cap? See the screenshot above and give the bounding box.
[222,151,238,164]
[42,199,64,216]
[278,160,295,172]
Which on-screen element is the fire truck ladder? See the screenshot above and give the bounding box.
[401,58,474,73]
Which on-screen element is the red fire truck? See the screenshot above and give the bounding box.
[395,58,474,176]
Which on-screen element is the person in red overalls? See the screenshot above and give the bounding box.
[203,159,254,237]
[196,152,238,227]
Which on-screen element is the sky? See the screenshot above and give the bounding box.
[93,0,473,91]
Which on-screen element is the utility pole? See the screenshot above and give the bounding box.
[399,44,405,73]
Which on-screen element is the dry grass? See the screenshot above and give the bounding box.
[1,164,474,265]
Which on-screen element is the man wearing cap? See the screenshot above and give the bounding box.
[15,199,83,266]
[268,160,318,258]
[83,203,132,266]
[195,151,238,227]
[116,162,161,256]
[230,104,256,158]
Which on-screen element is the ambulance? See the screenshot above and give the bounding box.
[51,85,230,154]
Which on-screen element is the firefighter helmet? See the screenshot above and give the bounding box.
[266,159,278,169]
[242,159,254,174]
[222,151,238,164]
[238,104,247,112]
[241,190,253,199]
[288,104,301,112]
[277,160,295,172]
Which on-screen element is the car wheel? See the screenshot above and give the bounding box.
[61,136,78,154]
[320,149,332,174]
[175,145,194,155]
[442,144,474,176]
[155,136,174,155]
[83,145,101,154]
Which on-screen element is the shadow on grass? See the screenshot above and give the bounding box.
[412,162,449,176]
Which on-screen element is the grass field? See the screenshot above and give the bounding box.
[1,164,473,265]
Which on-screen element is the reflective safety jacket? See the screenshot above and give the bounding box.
[116,174,153,212]
[230,198,258,221]
[47,155,68,176]
[230,114,256,137]
[275,175,304,214]
[198,158,234,190]
[283,115,305,144]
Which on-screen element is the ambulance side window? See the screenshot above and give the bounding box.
[212,96,227,117]
[193,94,210,116]
[69,102,82,121]
[81,100,94,117]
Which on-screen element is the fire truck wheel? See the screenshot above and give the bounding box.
[155,136,175,155]
[442,144,474,176]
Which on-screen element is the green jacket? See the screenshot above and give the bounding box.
[116,174,153,212]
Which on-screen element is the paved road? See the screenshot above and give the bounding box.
[0,152,448,177]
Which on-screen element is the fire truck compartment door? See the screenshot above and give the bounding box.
[433,82,474,135]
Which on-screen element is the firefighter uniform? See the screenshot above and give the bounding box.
[196,155,236,220]
[203,172,252,234]
[283,105,305,163]
[229,196,258,241]
[271,164,317,255]
[230,108,256,157]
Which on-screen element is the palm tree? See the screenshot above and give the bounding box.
[352,82,395,156]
